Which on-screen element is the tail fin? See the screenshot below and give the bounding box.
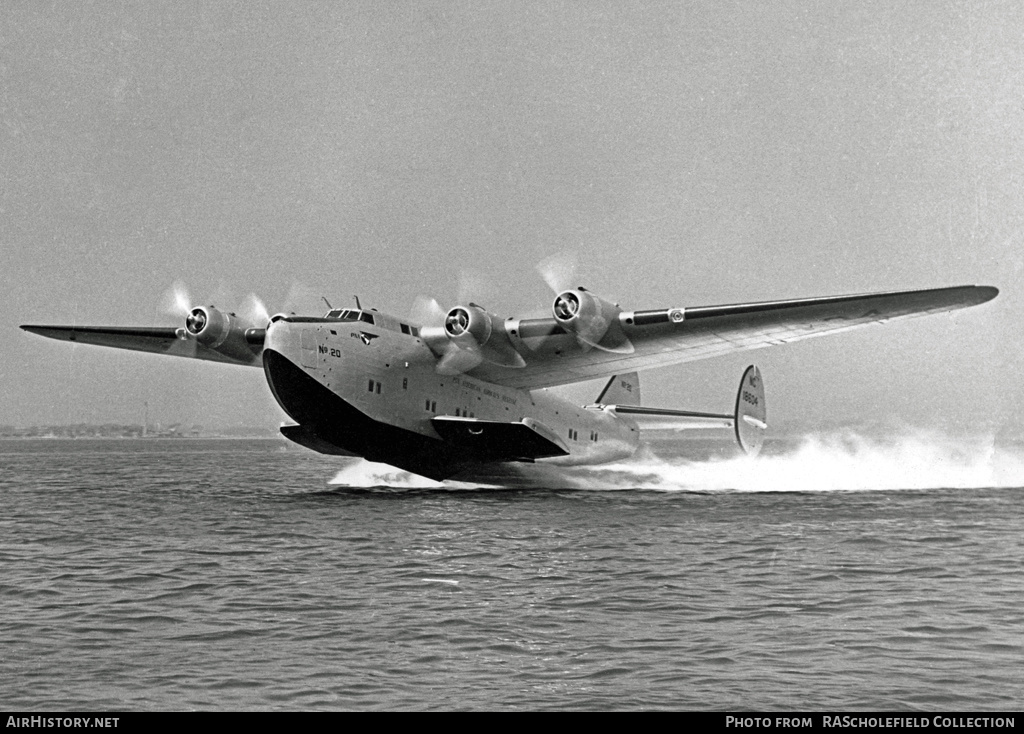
[601,365,767,456]
[734,366,767,456]
[596,372,641,406]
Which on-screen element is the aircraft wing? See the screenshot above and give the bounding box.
[18,325,262,367]
[431,415,570,460]
[473,285,998,390]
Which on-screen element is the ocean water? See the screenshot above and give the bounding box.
[1,436,1022,711]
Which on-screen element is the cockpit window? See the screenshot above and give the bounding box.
[324,309,366,322]
[321,309,377,324]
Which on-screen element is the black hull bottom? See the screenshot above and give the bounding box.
[262,349,469,480]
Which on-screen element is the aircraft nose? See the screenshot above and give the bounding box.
[264,317,290,353]
[264,317,335,372]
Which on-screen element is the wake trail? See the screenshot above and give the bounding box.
[326,430,1024,492]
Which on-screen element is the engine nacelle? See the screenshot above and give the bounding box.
[444,304,493,348]
[422,303,524,370]
[552,287,630,352]
[183,306,262,362]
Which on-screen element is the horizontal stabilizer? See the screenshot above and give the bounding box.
[608,405,733,430]
[603,365,767,456]
[431,416,569,461]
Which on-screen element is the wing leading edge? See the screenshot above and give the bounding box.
[19,325,262,367]
[470,285,998,390]
[21,285,997,381]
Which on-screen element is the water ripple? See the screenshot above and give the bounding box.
[1,438,1022,709]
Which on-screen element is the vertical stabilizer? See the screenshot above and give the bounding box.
[734,365,767,456]
[596,372,641,406]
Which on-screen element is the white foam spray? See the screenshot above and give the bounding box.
[568,430,1024,492]
[326,430,1024,492]
[328,460,499,490]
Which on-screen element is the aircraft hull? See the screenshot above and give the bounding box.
[261,317,639,479]
[263,349,471,479]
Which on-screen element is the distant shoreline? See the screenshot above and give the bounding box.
[0,434,284,441]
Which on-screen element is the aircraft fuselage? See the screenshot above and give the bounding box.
[262,311,638,479]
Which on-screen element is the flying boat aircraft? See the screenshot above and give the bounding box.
[21,277,997,480]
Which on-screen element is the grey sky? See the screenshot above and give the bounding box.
[1,1,1019,433]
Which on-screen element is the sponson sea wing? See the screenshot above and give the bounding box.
[467,285,998,390]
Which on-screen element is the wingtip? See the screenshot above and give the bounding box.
[20,325,71,341]
[974,285,999,304]
[20,325,65,335]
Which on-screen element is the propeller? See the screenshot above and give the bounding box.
[162,280,193,320]
[157,281,201,357]
[536,252,634,354]
[436,344,484,375]
[185,308,207,334]
[162,281,275,326]
[410,295,448,328]
[238,292,271,326]
[281,281,323,317]
[536,251,580,296]
[411,296,485,375]
[159,280,278,359]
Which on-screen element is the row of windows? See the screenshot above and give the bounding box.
[381,385,597,443]
[369,378,411,394]
[327,309,375,324]
[322,308,422,338]
[422,400,477,418]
